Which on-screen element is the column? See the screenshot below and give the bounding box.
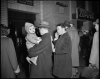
[1,0,8,27]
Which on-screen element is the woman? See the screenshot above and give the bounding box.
[1,24,20,78]
[53,23,72,78]
[89,19,99,69]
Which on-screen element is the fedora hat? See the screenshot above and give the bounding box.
[38,21,50,28]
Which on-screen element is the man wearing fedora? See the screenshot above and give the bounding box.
[27,21,53,78]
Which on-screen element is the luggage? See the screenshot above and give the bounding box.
[81,66,99,79]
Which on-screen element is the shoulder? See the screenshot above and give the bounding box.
[61,32,70,42]
[1,36,10,41]
[1,37,13,44]
[94,32,98,35]
[7,38,13,43]
[64,32,70,38]
[64,32,71,41]
[93,32,98,39]
[41,33,50,42]
[43,33,50,38]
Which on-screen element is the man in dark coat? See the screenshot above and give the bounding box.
[27,21,53,78]
[53,23,72,78]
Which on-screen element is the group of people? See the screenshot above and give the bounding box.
[1,18,99,78]
[23,20,80,78]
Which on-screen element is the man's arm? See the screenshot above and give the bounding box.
[28,35,49,57]
[26,35,38,44]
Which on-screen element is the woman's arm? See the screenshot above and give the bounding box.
[7,38,20,73]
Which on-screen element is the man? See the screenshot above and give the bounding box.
[53,23,72,78]
[64,21,80,77]
[27,21,53,78]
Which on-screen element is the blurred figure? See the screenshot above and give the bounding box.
[1,24,20,78]
[64,21,80,77]
[89,19,99,69]
[81,30,90,66]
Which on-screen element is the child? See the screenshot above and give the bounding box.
[25,22,42,65]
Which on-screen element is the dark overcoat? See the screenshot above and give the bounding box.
[28,33,53,78]
[53,32,72,78]
[1,37,18,78]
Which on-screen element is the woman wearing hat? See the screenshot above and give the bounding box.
[1,24,20,78]
[53,23,72,78]
[89,19,99,69]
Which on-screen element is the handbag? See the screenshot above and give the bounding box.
[81,65,99,79]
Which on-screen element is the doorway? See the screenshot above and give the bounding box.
[8,9,36,77]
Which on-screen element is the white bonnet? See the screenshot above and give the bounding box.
[25,22,34,33]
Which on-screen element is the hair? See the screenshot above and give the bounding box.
[56,23,66,28]
[63,20,71,28]
[1,24,9,36]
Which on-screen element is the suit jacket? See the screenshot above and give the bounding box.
[28,33,53,78]
[67,27,80,67]
[53,32,72,78]
[1,37,18,78]
[89,32,99,69]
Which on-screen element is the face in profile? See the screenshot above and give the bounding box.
[29,25,35,34]
[39,28,44,35]
[57,26,63,35]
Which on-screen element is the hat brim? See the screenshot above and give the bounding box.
[38,25,50,28]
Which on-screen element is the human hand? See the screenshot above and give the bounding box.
[54,32,59,41]
[37,37,42,44]
[14,65,20,74]
[26,57,31,64]
[53,48,55,52]
[30,56,38,66]
[55,32,59,38]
